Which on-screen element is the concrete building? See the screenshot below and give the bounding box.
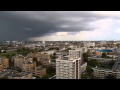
[83,42,95,48]
[69,49,82,59]
[81,47,88,53]
[33,66,46,78]
[93,67,120,79]
[14,55,33,68]
[100,41,106,46]
[21,61,36,73]
[56,56,81,79]
[87,42,95,48]
[93,57,120,79]
[14,55,25,68]
[88,57,117,64]
[80,62,87,74]
[55,48,88,79]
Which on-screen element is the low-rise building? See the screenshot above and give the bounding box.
[93,58,120,79]
[7,72,33,79]
[33,66,46,78]
[93,67,120,79]
[88,57,117,64]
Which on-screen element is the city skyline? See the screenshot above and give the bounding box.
[0,11,120,41]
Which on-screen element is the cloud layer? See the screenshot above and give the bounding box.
[0,11,120,41]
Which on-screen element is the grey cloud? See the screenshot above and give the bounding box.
[0,11,107,41]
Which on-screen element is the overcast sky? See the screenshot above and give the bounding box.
[0,11,120,41]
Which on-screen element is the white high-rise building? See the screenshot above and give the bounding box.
[56,56,81,79]
[56,50,82,79]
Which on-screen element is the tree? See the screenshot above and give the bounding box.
[33,57,37,62]
[42,75,49,79]
[81,73,88,79]
[53,52,56,56]
[0,76,8,79]
[82,53,89,62]
[88,59,99,67]
[101,53,107,58]
[109,60,115,68]
[51,53,57,59]
[86,65,93,75]
[46,66,56,77]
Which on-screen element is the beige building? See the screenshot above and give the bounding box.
[7,72,33,79]
[14,54,33,69]
[0,64,3,70]
[14,55,26,68]
[0,57,9,69]
[33,66,46,78]
[21,61,36,73]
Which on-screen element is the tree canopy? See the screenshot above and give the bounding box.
[101,53,107,58]
[88,59,99,67]
[82,52,89,62]
[105,74,116,79]
[86,65,93,75]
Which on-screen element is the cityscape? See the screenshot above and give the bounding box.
[0,11,120,79]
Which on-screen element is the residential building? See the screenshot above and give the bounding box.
[88,57,117,64]
[87,42,95,48]
[100,41,106,46]
[21,60,36,73]
[7,72,33,79]
[33,66,46,78]
[14,54,33,68]
[93,57,120,79]
[56,56,81,79]
[0,57,9,69]
[14,55,25,68]
[69,49,82,59]
[93,67,120,79]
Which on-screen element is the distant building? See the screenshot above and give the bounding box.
[88,42,95,48]
[6,41,11,46]
[81,47,88,53]
[100,41,106,46]
[69,49,82,59]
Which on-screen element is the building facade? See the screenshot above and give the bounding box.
[33,66,46,78]
[56,57,81,79]
[0,57,9,69]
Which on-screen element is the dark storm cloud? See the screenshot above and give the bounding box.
[0,11,106,41]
